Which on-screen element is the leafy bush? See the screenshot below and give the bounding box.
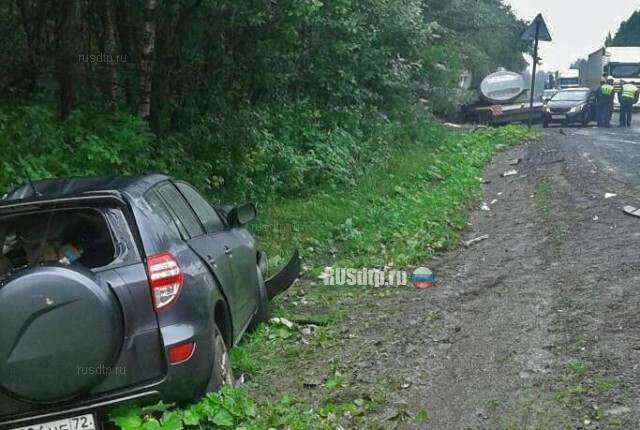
[0,102,431,204]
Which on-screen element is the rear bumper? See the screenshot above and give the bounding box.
[0,319,213,430]
[0,390,162,430]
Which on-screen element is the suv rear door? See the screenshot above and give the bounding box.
[151,182,251,341]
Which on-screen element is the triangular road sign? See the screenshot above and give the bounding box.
[521,14,552,42]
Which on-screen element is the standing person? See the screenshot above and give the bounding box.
[600,77,615,128]
[619,80,639,127]
[596,78,614,128]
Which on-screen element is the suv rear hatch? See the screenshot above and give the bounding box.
[0,197,164,420]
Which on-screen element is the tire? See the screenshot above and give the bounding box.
[205,324,234,393]
[581,109,590,127]
[248,268,270,332]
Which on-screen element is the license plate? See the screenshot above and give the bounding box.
[552,115,566,119]
[11,414,96,430]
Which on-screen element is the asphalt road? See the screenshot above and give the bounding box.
[560,123,640,179]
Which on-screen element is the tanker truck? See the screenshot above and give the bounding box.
[465,69,543,126]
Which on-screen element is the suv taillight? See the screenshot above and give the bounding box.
[146,252,183,312]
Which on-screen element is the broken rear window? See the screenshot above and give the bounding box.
[0,208,117,280]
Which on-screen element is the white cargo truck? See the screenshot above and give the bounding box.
[582,47,640,108]
[556,69,581,89]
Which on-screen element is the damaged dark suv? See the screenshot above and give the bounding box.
[0,175,299,430]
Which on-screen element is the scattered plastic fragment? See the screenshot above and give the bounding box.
[500,170,518,178]
[622,205,640,218]
[463,235,489,248]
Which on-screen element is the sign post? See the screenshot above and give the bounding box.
[521,14,552,128]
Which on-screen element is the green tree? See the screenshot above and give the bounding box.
[612,11,640,46]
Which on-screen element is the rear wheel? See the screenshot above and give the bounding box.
[205,324,234,392]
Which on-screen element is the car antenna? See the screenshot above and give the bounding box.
[24,169,42,197]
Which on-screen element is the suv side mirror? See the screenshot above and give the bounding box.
[227,203,257,227]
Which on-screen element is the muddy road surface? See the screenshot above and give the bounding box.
[406,124,640,429]
[257,124,640,429]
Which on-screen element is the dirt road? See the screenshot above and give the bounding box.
[257,124,640,429]
[399,124,640,429]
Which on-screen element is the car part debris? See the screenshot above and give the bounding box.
[491,199,498,205]
[480,203,491,211]
[500,170,518,178]
[269,317,295,328]
[622,205,640,218]
[509,158,523,166]
[538,158,565,166]
[605,193,617,199]
[265,249,301,300]
[464,235,489,248]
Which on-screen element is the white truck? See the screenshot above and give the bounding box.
[556,69,581,89]
[582,47,640,108]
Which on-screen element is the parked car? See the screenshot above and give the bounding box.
[0,175,299,430]
[542,88,597,128]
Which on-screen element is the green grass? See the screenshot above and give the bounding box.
[252,125,535,273]
[111,124,536,429]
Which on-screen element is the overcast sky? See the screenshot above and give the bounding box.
[503,0,639,72]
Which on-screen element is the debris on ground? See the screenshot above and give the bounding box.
[593,215,599,221]
[490,199,498,205]
[500,170,518,178]
[463,235,490,248]
[270,317,295,329]
[559,128,567,135]
[443,122,463,128]
[480,203,491,211]
[538,158,565,166]
[622,205,640,218]
[605,193,617,199]
[302,379,323,388]
[509,158,523,166]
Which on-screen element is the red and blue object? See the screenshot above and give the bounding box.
[59,244,81,263]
